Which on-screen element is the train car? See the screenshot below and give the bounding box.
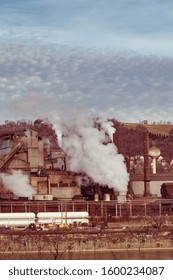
[0,211,89,230]
[0,212,35,228]
[37,211,89,226]
[161,183,173,199]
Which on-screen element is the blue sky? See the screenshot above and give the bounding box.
[0,0,173,123]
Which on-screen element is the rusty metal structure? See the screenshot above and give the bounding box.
[0,129,119,202]
[0,129,81,200]
[1,127,173,207]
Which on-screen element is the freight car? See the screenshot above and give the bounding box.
[0,211,89,230]
[37,211,89,225]
[0,212,35,229]
[161,183,173,199]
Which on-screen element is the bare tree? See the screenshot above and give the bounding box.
[43,233,76,260]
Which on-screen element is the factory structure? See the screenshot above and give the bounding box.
[1,125,173,255]
[0,129,82,201]
[1,128,173,203]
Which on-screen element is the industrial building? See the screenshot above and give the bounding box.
[1,128,173,203]
[0,129,81,200]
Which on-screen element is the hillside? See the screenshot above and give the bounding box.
[122,122,173,137]
[111,120,173,163]
[1,119,173,163]
[0,119,58,150]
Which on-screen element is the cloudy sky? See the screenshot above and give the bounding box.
[0,0,173,124]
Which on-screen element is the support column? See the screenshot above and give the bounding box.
[143,131,151,197]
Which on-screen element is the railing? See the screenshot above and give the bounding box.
[0,199,173,217]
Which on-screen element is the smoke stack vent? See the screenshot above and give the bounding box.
[103,193,110,201]
[94,193,99,201]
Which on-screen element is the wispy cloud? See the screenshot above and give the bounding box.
[0,1,173,123]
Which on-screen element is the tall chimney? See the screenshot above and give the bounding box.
[113,131,133,198]
[125,156,135,198]
[143,131,150,197]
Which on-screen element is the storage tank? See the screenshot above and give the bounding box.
[117,191,127,203]
[37,211,89,225]
[103,193,110,201]
[94,193,99,201]
[0,212,35,227]
[37,212,62,224]
[32,194,53,200]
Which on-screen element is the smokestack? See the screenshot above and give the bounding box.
[143,131,151,197]
[103,193,110,201]
[125,156,135,198]
[94,193,99,201]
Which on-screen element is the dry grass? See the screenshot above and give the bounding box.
[123,123,173,136]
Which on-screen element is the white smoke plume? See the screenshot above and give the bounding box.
[9,91,129,192]
[54,116,129,192]
[0,170,35,198]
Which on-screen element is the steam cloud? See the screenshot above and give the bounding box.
[0,170,35,198]
[54,116,129,192]
[8,89,129,192]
